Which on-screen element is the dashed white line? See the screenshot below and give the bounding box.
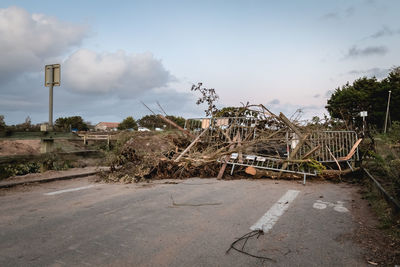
[250,189,300,233]
[44,185,99,195]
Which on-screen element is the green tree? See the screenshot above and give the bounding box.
[165,115,185,128]
[137,115,164,129]
[118,116,138,130]
[326,67,400,129]
[213,106,257,117]
[55,116,89,131]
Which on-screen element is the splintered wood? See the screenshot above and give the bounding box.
[176,103,361,179]
[106,103,361,184]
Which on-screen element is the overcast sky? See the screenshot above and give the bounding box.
[0,0,399,125]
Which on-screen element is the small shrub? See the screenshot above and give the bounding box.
[0,162,40,178]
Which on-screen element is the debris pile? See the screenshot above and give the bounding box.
[103,131,219,183]
[103,103,362,183]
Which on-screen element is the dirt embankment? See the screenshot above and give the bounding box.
[0,140,40,156]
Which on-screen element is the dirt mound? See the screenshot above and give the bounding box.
[104,132,218,183]
[0,140,40,156]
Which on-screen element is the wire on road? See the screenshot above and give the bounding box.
[226,230,276,262]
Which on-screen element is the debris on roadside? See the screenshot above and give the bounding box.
[102,87,362,183]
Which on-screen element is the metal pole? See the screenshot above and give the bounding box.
[48,67,54,130]
[384,90,392,134]
[362,116,365,135]
[49,84,53,129]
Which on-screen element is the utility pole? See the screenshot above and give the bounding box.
[384,90,392,134]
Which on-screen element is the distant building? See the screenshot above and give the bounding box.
[95,122,120,131]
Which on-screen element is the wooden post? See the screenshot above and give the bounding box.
[174,128,209,162]
[279,113,314,149]
[217,132,240,179]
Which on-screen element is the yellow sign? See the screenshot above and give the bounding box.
[45,64,60,87]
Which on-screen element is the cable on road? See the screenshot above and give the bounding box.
[226,230,276,262]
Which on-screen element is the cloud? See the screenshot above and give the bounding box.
[325,90,334,97]
[63,49,173,97]
[321,12,340,20]
[268,102,326,120]
[320,6,355,20]
[345,45,388,58]
[268,99,280,105]
[0,6,88,84]
[313,94,321,98]
[345,7,355,17]
[347,67,390,79]
[370,26,393,38]
[0,73,199,124]
[368,26,400,39]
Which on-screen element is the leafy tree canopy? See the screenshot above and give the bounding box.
[138,115,164,129]
[213,106,258,117]
[118,116,138,130]
[326,67,400,129]
[137,115,186,129]
[55,116,88,131]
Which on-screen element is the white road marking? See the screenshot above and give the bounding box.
[312,200,349,213]
[250,189,300,233]
[44,185,99,196]
[333,206,349,213]
[313,202,327,209]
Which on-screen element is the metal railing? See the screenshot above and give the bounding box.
[292,131,359,162]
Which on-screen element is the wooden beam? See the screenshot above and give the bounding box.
[217,133,239,179]
[158,115,195,139]
[278,112,314,149]
[174,128,209,162]
[301,145,321,159]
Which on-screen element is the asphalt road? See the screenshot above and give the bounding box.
[0,177,369,266]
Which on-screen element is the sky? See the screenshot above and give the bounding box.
[0,0,399,125]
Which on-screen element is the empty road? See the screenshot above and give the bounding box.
[0,177,371,266]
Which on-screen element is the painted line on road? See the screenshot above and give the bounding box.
[250,189,300,233]
[44,184,99,195]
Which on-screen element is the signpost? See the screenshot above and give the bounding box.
[45,64,60,129]
[360,111,367,135]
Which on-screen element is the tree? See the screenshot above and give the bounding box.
[191,82,219,116]
[326,67,400,129]
[137,115,165,129]
[0,115,5,131]
[55,116,89,131]
[118,116,138,130]
[165,115,185,128]
[213,106,257,117]
[21,116,32,131]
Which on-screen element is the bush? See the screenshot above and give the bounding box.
[388,121,400,142]
[0,162,41,179]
